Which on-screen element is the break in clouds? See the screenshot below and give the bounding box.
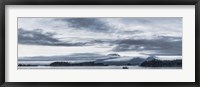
[18,17,182,56]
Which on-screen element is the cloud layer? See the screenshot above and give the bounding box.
[112,36,182,55]
[18,17,182,56]
[54,18,112,33]
[18,28,86,46]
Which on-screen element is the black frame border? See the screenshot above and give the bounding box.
[0,0,200,87]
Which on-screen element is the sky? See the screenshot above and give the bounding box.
[18,17,182,57]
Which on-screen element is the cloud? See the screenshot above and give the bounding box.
[54,18,113,33]
[112,36,182,55]
[18,28,87,46]
[18,17,182,56]
[18,17,182,41]
[114,17,182,35]
[117,30,143,35]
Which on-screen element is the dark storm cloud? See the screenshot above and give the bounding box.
[112,36,182,55]
[54,18,112,33]
[18,28,87,46]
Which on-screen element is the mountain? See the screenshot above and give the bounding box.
[140,58,182,67]
[95,57,146,66]
[18,53,182,67]
[145,55,157,61]
[107,53,120,57]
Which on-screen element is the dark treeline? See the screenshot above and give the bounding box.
[18,64,39,66]
[49,61,108,66]
[140,59,182,67]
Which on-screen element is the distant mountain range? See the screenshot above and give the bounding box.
[18,53,182,67]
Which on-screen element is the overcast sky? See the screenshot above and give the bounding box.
[18,17,182,57]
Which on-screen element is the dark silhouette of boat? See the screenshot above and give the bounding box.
[122,66,128,69]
